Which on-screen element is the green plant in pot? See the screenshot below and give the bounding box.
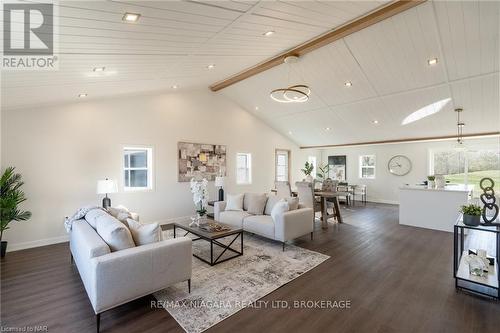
[460,204,482,226]
[0,167,32,258]
[427,175,436,189]
[316,164,330,182]
[301,161,314,182]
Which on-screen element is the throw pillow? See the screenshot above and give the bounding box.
[271,199,289,222]
[226,194,244,211]
[285,197,299,210]
[265,195,281,215]
[246,193,268,215]
[95,213,136,251]
[127,219,160,246]
[85,208,107,229]
[107,206,139,226]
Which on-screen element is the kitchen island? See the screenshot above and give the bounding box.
[399,185,473,232]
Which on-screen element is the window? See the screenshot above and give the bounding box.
[308,156,317,178]
[359,155,376,179]
[275,149,290,181]
[123,146,153,190]
[430,148,499,195]
[236,153,252,184]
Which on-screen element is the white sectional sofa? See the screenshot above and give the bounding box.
[214,193,314,250]
[69,210,192,332]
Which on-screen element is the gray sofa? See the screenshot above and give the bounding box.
[69,211,192,332]
[214,193,314,250]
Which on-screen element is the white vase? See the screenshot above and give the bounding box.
[305,175,313,183]
[427,181,435,189]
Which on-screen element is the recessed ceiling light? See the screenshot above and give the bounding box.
[123,12,141,22]
[255,106,259,110]
[325,127,331,131]
[372,120,379,124]
[93,67,105,72]
[427,58,438,66]
[263,30,275,37]
[172,85,178,89]
[288,131,293,135]
[344,81,352,87]
[78,93,87,98]
[207,64,215,69]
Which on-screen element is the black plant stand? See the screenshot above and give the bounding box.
[453,215,500,300]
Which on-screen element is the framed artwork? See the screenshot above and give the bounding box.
[328,155,346,181]
[178,142,226,182]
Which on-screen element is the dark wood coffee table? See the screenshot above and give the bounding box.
[173,219,243,266]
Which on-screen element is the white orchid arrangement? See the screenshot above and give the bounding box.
[190,178,209,216]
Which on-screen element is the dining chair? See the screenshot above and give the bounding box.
[322,178,338,192]
[337,182,352,206]
[295,181,321,221]
[353,185,367,205]
[275,181,292,198]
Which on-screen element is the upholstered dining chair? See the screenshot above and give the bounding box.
[322,178,338,192]
[353,184,367,204]
[295,181,321,221]
[275,181,292,198]
[337,182,352,206]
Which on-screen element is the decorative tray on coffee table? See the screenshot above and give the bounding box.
[199,221,231,233]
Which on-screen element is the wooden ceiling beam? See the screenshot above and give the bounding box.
[209,0,426,92]
[299,132,500,149]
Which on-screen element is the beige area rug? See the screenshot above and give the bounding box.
[154,230,329,333]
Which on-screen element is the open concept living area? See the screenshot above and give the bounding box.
[1,0,500,332]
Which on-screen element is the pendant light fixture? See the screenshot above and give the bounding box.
[455,108,465,144]
[270,56,311,103]
[453,107,467,150]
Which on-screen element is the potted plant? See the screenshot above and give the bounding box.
[316,163,330,183]
[460,204,482,226]
[427,175,435,189]
[0,167,32,258]
[301,161,314,182]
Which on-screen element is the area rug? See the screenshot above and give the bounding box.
[154,230,329,333]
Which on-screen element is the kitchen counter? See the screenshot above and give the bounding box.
[399,185,473,232]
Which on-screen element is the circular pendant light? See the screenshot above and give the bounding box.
[270,85,310,103]
[270,56,311,103]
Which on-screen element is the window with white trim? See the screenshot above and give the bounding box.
[359,155,376,179]
[123,147,153,190]
[236,153,252,184]
[275,150,290,181]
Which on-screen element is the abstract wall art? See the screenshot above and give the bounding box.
[178,142,226,182]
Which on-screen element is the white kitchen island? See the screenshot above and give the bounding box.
[399,185,473,232]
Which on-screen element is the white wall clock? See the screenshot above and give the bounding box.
[388,155,412,176]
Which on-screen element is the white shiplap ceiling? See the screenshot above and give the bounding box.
[1,0,387,110]
[221,0,500,146]
[2,1,498,147]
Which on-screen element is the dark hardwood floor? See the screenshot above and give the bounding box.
[1,203,499,332]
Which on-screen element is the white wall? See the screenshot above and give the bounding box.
[1,90,301,250]
[311,137,499,204]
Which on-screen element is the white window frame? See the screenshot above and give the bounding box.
[123,146,154,191]
[236,152,252,185]
[275,149,290,182]
[359,155,376,179]
[308,156,317,178]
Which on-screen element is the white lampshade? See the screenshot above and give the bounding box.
[215,176,225,187]
[97,179,118,194]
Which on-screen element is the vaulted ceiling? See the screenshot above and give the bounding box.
[2,1,499,147]
[220,0,500,146]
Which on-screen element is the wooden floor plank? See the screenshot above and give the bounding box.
[1,203,499,332]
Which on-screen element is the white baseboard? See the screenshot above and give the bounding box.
[367,199,399,205]
[7,235,69,252]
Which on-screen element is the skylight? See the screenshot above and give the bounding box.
[402,98,451,125]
